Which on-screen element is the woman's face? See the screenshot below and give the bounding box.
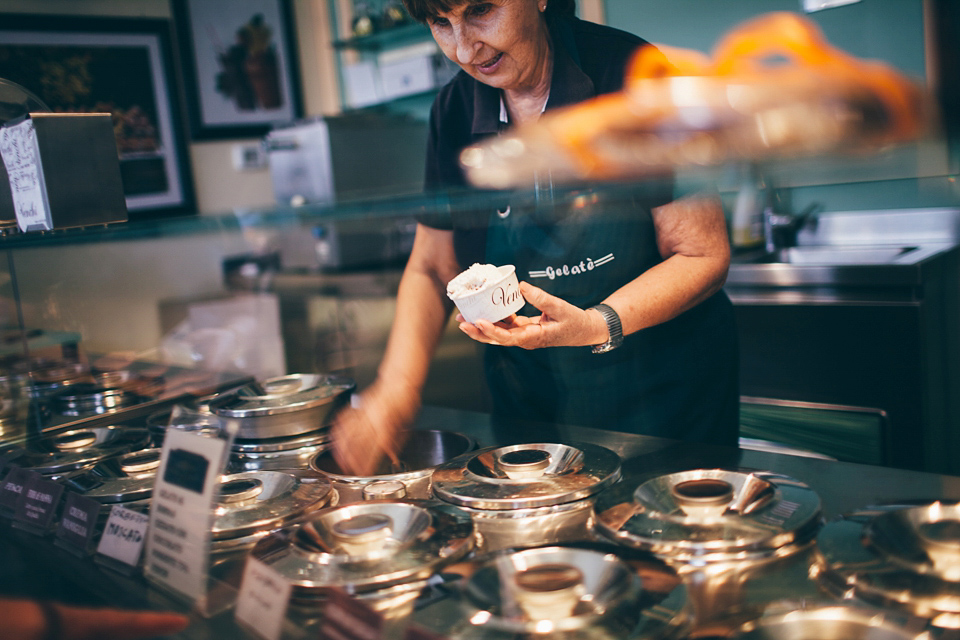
[427,0,551,93]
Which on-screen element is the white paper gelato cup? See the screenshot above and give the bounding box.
[447,264,525,324]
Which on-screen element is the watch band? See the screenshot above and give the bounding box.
[589,303,623,354]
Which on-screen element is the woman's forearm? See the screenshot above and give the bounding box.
[602,194,731,336]
[603,253,729,336]
[375,225,460,395]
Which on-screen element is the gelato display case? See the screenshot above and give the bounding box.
[0,7,957,633]
[0,181,959,640]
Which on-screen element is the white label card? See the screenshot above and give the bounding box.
[145,428,229,605]
[96,505,150,567]
[235,558,293,640]
[0,119,53,232]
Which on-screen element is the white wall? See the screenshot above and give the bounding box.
[6,232,254,356]
[0,0,341,215]
[0,0,345,358]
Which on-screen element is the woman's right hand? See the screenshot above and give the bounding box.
[330,379,421,476]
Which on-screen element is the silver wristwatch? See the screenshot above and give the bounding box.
[589,303,623,354]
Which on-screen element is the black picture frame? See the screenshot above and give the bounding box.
[171,0,303,140]
[0,14,196,219]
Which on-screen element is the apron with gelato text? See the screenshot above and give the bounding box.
[479,181,739,445]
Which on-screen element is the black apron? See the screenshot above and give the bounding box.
[479,183,740,446]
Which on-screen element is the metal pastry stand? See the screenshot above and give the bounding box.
[3,405,960,639]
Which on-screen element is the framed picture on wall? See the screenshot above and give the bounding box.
[0,14,196,219]
[172,0,303,140]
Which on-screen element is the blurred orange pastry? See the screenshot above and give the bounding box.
[626,43,711,83]
[461,11,930,188]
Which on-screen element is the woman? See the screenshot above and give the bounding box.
[332,0,739,475]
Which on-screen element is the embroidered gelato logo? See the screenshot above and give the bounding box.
[528,254,614,280]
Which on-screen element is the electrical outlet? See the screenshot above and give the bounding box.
[232,143,268,171]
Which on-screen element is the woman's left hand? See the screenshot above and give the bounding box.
[458,281,607,349]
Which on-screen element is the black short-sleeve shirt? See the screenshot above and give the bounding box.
[417,15,740,446]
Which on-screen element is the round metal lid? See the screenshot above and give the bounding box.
[730,603,929,640]
[54,382,140,416]
[29,361,89,384]
[26,362,90,397]
[10,426,152,475]
[595,469,822,562]
[815,502,960,627]
[456,545,689,637]
[211,374,354,418]
[233,428,332,453]
[211,470,335,541]
[147,394,220,435]
[249,500,475,597]
[227,444,332,474]
[431,442,621,510]
[61,447,162,503]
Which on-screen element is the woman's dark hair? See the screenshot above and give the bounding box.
[402,0,576,24]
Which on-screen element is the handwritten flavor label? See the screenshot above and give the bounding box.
[14,472,64,531]
[235,558,293,640]
[145,428,228,605]
[0,118,53,232]
[97,505,149,568]
[56,492,103,553]
[0,466,33,512]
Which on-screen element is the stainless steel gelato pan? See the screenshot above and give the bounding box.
[211,373,354,439]
[249,500,475,601]
[595,468,823,563]
[447,545,690,640]
[210,469,337,555]
[432,442,621,552]
[814,500,960,629]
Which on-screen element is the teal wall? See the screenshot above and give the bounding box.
[603,0,960,214]
[604,0,926,78]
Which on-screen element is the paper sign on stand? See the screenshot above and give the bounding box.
[0,118,53,232]
[96,505,150,574]
[144,426,233,616]
[13,471,64,534]
[0,466,32,515]
[235,557,293,640]
[56,492,103,556]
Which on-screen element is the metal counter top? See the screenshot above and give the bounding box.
[3,405,960,639]
[726,242,957,289]
[412,406,960,520]
[725,208,960,291]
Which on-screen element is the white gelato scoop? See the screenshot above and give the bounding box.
[446,263,524,323]
[446,263,504,299]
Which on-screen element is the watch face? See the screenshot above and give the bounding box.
[592,338,622,354]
